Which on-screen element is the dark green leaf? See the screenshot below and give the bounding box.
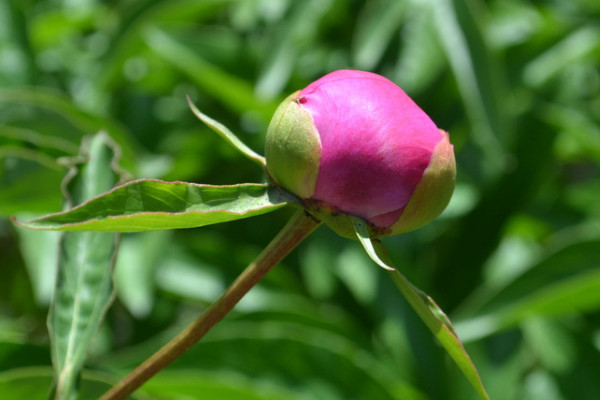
[351,217,490,400]
[0,367,144,400]
[49,132,122,400]
[0,88,139,172]
[456,238,600,341]
[143,26,278,120]
[428,0,506,173]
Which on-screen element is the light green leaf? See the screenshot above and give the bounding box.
[427,0,506,174]
[394,7,446,94]
[352,0,407,70]
[140,370,305,400]
[114,231,172,318]
[351,217,490,400]
[187,97,266,167]
[0,88,139,172]
[15,227,61,306]
[455,238,600,342]
[49,132,123,400]
[0,157,64,215]
[16,181,297,232]
[0,367,144,400]
[143,25,278,119]
[255,0,330,99]
[523,25,600,88]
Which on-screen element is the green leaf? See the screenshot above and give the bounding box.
[394,7,446,94]
[140,370,306,400]
[187,96,266,167]
[114,231,172,318]
[143,25,278,120]
[49,133,123,400]
[351,217,490,400]
[455,238,600,342]
[0,367,143,400]
[351,217,394,271]
[137,319,420,400]
[0,158,64,215]
[352,0,407,70]
[255,0,330,99]
[523,25,600,88]
[15,227,60,306]
[16,181,297,232]
[427,0,506,174]
[0,88,139,172]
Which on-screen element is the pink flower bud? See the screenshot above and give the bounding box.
[265,70,456,237]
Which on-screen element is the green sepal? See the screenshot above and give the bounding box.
[265,91,321,199]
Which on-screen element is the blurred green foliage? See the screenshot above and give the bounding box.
[1,0,600,399]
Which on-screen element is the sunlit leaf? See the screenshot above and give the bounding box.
[352,0,407,70]
[16,181,297,232]
[427,0,506,174]
[140,370,305,400]
[394,7,446,94]
[455,238,600,342]
[523,25,600,88]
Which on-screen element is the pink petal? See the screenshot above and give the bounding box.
[299,70,443,227]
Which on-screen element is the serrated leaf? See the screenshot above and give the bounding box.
[16,181,297,232]
[49,132,123,400]
[351,217,490,400]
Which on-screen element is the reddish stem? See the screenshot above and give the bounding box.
[99,210,320,400]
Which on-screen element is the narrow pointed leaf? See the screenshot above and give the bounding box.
[187,96,266,168]
[351,217,490,400]
[350,217,395,271]
[0,88,139,172]
[427,0,505,174]
[144,26,277,119]
[16,181,297,232]
[49,132,123,400]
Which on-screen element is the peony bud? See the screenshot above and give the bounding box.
[265,70,456,238]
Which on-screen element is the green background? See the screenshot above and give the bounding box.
[1,0,600,399]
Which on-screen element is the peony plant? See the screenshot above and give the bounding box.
[16,70,488,400]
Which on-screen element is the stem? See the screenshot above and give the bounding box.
[99,210,321,400]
